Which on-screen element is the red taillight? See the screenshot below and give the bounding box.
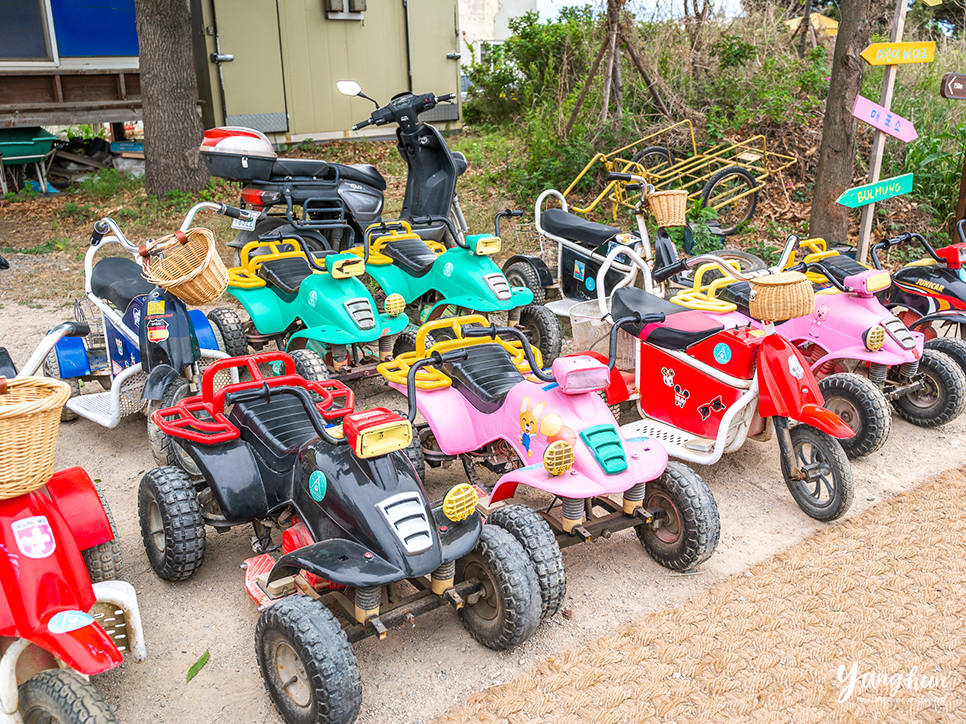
[240,187,281,208]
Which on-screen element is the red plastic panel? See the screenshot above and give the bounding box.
[687,326,764,381]
[43,468,112,552]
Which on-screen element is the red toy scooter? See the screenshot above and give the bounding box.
[0,323,145,724]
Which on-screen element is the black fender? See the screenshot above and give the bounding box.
[142,364,181,402]
[501,254,553,288]
[269,539,404,587]
[138,288,200,374]
[907,310,966,331]
[0,347,16,378]
[183,440,269,522]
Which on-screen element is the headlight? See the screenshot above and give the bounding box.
[864,325,885,352]
[344,408,412,459]
[443,483,478,522]
[384,293,405,317]
[543,440,575,476]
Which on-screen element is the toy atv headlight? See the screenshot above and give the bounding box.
[468,233,501,256]
[384,293,405,317]
[343,408,412,459]
[845,269,890,296]
[863,325,886,352]
[543,440,575,476]
[553,356,609,395]
[442,483,477,522]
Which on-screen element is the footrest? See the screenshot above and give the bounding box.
[243,553,279,609]
[67,391,119,428]
[620,418,713,459]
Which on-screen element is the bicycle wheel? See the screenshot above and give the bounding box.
[700,167,758,235]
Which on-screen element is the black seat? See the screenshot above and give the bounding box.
[229,392,319,473]
[270,158,330,178]
[611,286,687,336]
[258,256,316,295]
[541,208,621,249]
[443,343,524,414]
[611,287,722,351]
[716,281,752,316]
[810,255,868,285]
[330,163,386,191]
[381,238,439,277]
[91,256,155,311]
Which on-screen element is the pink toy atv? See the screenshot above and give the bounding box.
[378,315,720,618]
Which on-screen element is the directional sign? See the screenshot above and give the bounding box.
[861,42,935,66]
[852,95,918,142]
[942,73,966,101]
[837,173,914,209]
[922,0,942,6]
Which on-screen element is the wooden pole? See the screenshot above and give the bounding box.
[855,0,906,263]
[601,27,617,122]
[564,34,610,137]
[620,31,671,118]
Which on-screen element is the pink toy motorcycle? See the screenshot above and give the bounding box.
[378,315,720,618]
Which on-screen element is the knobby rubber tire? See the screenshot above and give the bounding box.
[518,304,562,364]
[635,461,720,571]
[456,525,541,650]
[486,504,566,621]
[924,337,966,378]
[504,262,546,306]
[256,595,362,724]
[82,485,123,583]
[138,466,206,581]
[817,372,892,458]
[780,425,854,521]
[19,670,118,724]
[289,349,330,382]
[207,307,249,357]
[893,349,966,427]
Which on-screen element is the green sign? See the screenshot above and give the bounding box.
[836,173,914,209]
[309,470,327,502]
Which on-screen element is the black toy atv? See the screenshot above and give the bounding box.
[138,352,554,724]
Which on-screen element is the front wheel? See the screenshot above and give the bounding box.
[43,351,81,422]
[146,376,200,477]
[634,462,720,571]
[207,307,249,357]
[81,486,123,583]
[504,262,546,306]
[456,525,541,650]
[700,167,758,235]
[137,466,206,581]
[517,304,562,365]
[817,373,892,458]
[892,349,966,427]
[780,425,854,521]
[924,337,966,379]
[19,670,118,724]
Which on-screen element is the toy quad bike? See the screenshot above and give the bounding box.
[45,201,251,472]
[591,245,856,521]
[139,353,547,724]
[378,315,720,583]
[354,214,562,362]
[0,326,146,724]
[226,231,409,379]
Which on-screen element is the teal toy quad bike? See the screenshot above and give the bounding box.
[227,234,409,379]
[350,212,563,362]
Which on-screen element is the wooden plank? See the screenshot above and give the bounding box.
[54,149,110,169]
[942,73,966,101]
[0,68,138,76]
[837,173,914,208]
[852,95,918,142]
[52,75,64,104]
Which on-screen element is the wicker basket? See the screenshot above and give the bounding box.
[0,377,71,498]
[646,190,688,228]
[749,271,814,321]
[141,227,228,305]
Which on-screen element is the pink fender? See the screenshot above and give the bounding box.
[757,335,854,439]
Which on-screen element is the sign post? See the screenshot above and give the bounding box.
[941,73,966,237]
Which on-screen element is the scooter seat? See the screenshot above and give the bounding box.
[91,256,155,312]
[258,256,316,296]
[267,159,387,191]
[443,343,524,414]
[382,238,439,277]
[612,286,723,351]
[229,392,319,473]
[331,163,386,191]
[810,255,868,285]
[541,208,622,249]
[271,158,330,178]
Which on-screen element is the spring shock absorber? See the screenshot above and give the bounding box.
[431,560,456,595]
[354,585,382,623]
[379,334,396,361]
[869,363,888,387]
[330,343,349,372]
[561,496,585,533]
[900,360,920,379]
[508,306,521,326]
[622,482,647,515]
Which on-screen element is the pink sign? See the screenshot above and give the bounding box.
[851,95,918,143]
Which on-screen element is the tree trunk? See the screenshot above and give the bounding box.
[809,0,870,242]
[797,0,813,58]
[133,0,209,197]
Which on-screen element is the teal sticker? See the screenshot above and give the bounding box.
[48,610,94,635]
[585,276,596,291]
[713,342,732,364]
[309,470,327,501]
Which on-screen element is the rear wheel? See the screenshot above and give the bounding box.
[456,525,540,650]
[517,304,562,365]
[43,351,80,422]
[817,373,892,458]
[635,462,720,571]
[289,349,330,382]
[147,377,200,477]
[207,308,248,357]
[780,425,854,521]
[392,329,438,358]
[924,337,966,378]
[137,466,206,581]
[19,670,118,724]
[700,167,758,235]
[81,486,123,583]
[893,349,966,427]
[256,595,362,724]
[486,504,566,621]
[504,262,545,306]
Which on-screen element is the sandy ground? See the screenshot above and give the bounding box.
[3,295,965,724]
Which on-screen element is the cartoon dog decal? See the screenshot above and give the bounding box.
[518,397,576,457]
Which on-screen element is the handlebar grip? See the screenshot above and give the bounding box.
[506,210,523,218]
[437,93,456,102]
[606,173,634,182]
[958,219,966,244]
[640,312,666,325]
[90,220,109,246]
[220,204,243,219]
[351,119,371,131]
[652,258,690,284]
[68,322,90,337]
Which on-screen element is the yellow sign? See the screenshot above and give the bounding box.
[861,42,935,66]
[922,0,942,6]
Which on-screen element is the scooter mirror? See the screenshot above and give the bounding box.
[337,80,362,97]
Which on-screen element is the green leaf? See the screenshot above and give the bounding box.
[186,649,210,683]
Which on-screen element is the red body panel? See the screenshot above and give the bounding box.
[44,468,112,551]
[686,326,763,380]
[0,488,122,675]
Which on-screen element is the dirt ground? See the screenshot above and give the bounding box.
[3,294,965,724]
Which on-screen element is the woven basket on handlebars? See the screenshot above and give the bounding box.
[749,271,814,321]
[141,227,228,305]
[646,190,688,228]
[0,377,71,498]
